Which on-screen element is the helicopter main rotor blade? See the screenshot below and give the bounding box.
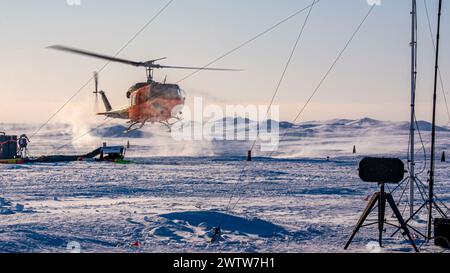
[155,65,242,71]
[48,45,241,72]
[48,45,145,67]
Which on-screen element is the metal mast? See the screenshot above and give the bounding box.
[408,0,418,217]
[427,0,443,240]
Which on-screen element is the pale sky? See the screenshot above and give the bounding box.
[0,0,449,124]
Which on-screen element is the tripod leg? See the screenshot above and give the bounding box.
[345,193,379,250]
[391,201,427,237]
[379,192,386,247]
[433,201,448,217]
[387,194,419,252]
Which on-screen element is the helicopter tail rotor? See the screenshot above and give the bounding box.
[93,72,99,94]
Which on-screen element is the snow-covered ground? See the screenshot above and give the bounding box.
[0,118,449,253]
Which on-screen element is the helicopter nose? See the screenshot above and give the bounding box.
[171,104,185,117]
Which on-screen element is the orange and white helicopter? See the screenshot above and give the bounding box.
[49,45,238,132]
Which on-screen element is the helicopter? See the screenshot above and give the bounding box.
[48,45,239,132]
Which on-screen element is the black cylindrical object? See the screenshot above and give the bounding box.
[359,157,405,184]
[434,218,450,249]
[0,134,17,159]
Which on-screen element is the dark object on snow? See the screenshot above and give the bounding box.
[359,157,405,184]
[131,241,141,247]
[210,226,222,243]
[1,143,127,164]
[442,152,446,162]
[99,144,125,162]
[34,145,125,163]
[353,145,356,154]
[434,218,450,249]
[35,147,103,163]
[247,150,252,161]
[345,157,418,252]
[0,132,17,159]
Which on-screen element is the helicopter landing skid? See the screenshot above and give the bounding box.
[159,117,182,132]
[125,120,147,133]
[159,121,174,132]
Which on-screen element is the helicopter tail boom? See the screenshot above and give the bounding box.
[98,91,113,112]
[97,106,130,120]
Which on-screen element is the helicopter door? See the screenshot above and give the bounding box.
[130,93,139,121]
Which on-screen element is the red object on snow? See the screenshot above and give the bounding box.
[131,241,141,247]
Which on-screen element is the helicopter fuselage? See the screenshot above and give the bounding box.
[97,82,185,128]
[128,82,185,123]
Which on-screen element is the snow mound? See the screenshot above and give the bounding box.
[159,211,288,238]
[0,197,27,215]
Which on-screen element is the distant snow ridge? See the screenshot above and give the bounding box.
[288,118,449,132]
[395,120,449,132]
[91,125,147,138]
[346,117,383,127]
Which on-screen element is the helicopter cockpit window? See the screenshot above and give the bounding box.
[151,84,183,100]
[179,88,186,99]
[128,82,149,93]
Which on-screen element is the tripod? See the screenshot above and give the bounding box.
[390,172,428,222]
[345,183,419,252]
[390,176,449,239]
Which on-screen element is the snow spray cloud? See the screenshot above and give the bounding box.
[171,97,280,152]
[367,0,381,6]
[55,102,102,149]
[66,0,81,6]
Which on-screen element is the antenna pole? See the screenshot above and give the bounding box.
[427,0,443,240]
[408,0,418,217]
